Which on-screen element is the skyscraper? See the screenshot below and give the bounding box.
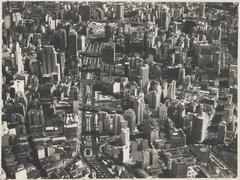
[192,112,209,142]
[142,150,150,169]
[167,80,176,99]
[178,68,186,85]
[121,127,130,146]
[105,23,113,42]
[116,3,124,19]
[144,119,159,143]
[159,103,168,121]
[40,45,61,81]
[68,30,78,57]
[102,43,115,65]
[171,158,188,178]
[140,64,149,88]
[124,109,136,133]
[79,5,91,22]
[78,35,86,51]
[133,98,145,124]
[15,42,24,74]
[217,121,227,144]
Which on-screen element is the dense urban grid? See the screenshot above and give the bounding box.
[1,2,238,179]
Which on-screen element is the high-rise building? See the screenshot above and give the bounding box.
[105,23,113,42]
[133,98,145,124]
[142,139,149,150]
[121,127,130,146]
[102,43,115,65]
[178,68,186,85]
[163,82,168,98]
[150,150,159,167]
[170,130,186,148]
[79,5,91,22]
[116,3,124,19]
[57,52,65,79]
[140,64,149,88]
[68,30,78,56]
[124,109,136,133]
[131,141,138,153]
[40,45,61,81]
[217,121,227,144]
[15,42,24,74]
[78,35,86,51]
[59,28,67,50]
[200,3,206,18]
[122,145,130,163]
[171,158,188,178]
[161,10,170,31]
[27,109,44,127]
[158,103,168,121]
[142,150,150,169]
[144,119,159,143]
[192,112,209,142]
[167,80,176,99]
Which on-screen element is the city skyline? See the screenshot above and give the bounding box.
[1,1,238,179]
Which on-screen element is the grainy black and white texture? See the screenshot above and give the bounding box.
[1,2,238,179]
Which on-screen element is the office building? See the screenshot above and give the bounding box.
[167,80,176,99]
[171,158,188,178]
[78,35,86,51]
[124,109,136,133]
[131,141,138,153]
[40,45,61,81]
[150,150,159,167]
[217,121,227,144]
[15,42,24,74]
[122,145,130,163]
[140,64,149,88]
[178,68,186,85]
[133,98,145,124]
[116,3,124,19]
[102,43,115,65]
[142,150,150,169]
[170,130,186,148]
[68,30,78,56]
[142,139,149,150]
[192,112,209,142]
[105,23,113,42]
[79,5,91,22]
[57,52,65,79]
[158,103,168,121]
[144,119,159,143]
[121,127,130,146]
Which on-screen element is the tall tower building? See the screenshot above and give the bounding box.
[121,127,130,146]
[217,121,227,144]
[102,43,115,65]
[78,35,86,51]
[159,103,168,121]
[105,23,113,42]
[167,80,176,99]
[40,45,61,81]
[116,3,124,19]
[124,109,136,133]
[15,42,24,74]
[140,64,149,88]
[79,5,91,22]
[178,68,186,85]
[57,52,65,79]
[133,98,145,124]
[200,3,206,18]
[142,150,150,169]
[68,30,78,57]
[192,112,209,142]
